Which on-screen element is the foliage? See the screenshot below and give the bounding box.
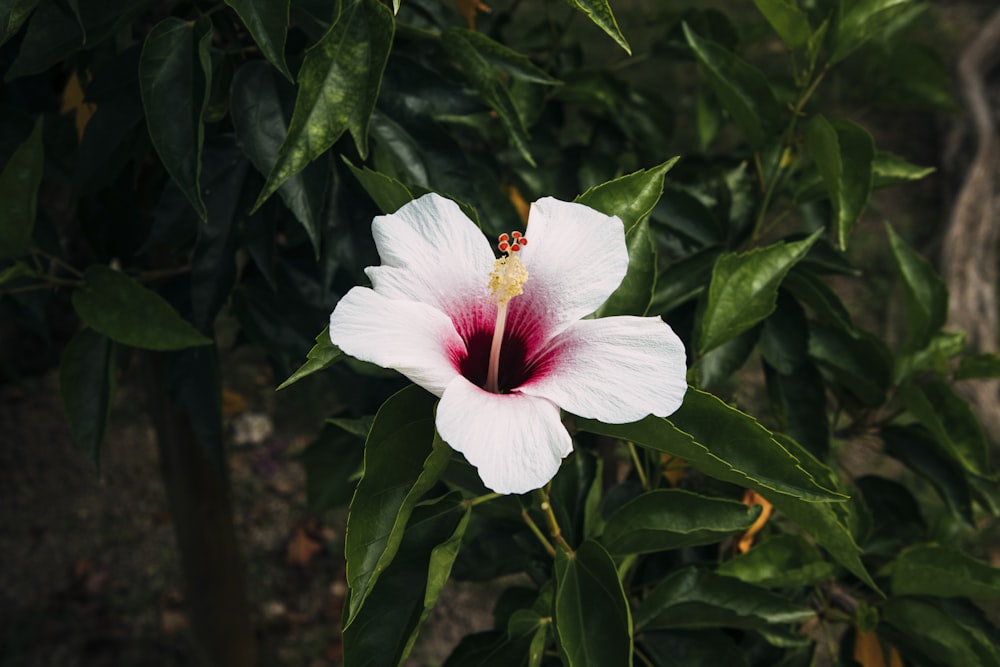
[1,0,997,665]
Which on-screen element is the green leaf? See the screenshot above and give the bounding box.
[882,424,973,525]
[277,328,344,390]
[0,260,31,285]
[71,265,212,351]
[635,567,814,630]
[882,597,1000,667]
[554,540,632,667]
[224,0,291,81]
[564,0,630,54]
[139,16,213,221]
[301,419,367,511]
[718,534,836,588]
[344,385,449,627]
[595,218,655,317]
[783,269,857,334]
[803,115,874,250]
[683,22,781,148]
[697,324,759,388]
[601,489,760,555]
[640,630,748,667]
[650,246,720,314]
[441,28,534,165]
[899,382,992,479]
[343,495,470,667]
[59,328,116,470]
[753,0,812,49]
[699,230,822,354]
[892,545,1000,599]
[831,0,918,64]
[886,223,948,351]
[575,158,680,233]
[254,0,394,210]
[577,388,842,502]
[795,150,934,202]
[445,29,559,85]
[956,353,1000,380]
[344,158,418,214]
[230,61,328,254]
[765,361,830,458]
[808,323,891,405]
[0,117,42,259]
[0,0,40,47]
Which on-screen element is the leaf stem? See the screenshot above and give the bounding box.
[635,644,656,667]
[627,441,649,490]
[537,486,574,555]
[37,250,84,278]
[465,492,502,508]
[521,509,555,558]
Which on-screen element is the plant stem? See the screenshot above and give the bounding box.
[521,509,555,557]
[537,486,573,555]
[465,492,503,508]
[627,441,649,490]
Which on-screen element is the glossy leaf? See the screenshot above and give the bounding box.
[683,22,781,148]
[753,0,811,49]
[639,630,748,667]
[831,0,918,64]
[635,567,814,630]
[344,159,418,214]
[59,328,116,470]
[718,534,836,588]
[882,424,973,525]
[0,0,41,47]
[796,150,934,201]
[343,495,470,666]
[699,230,821,354]
[277,328,344,390]
[344,385,449,627]
[71,265,212,351]
[230,61,328,254]
[224,0,291,81]
[697,326,759,388]
[596,218,655,317]
[892,545,1000,599]
[575,157,680,233]
[882,597,1000,667]
[803,115,874,250]
[554,540,632,667]
[577,388,841,502]
[139,16,212,221]
[254,0,394,209]
[0,117,43,259]
[565,0,630,55]
[783,269,857,334]
[446,29,559,85]
[602,489,760,555]
[900,382,992,479]
[886,223,948,351]
[765,361,830,458]
[650,246,720,314]
[808,323,892,406]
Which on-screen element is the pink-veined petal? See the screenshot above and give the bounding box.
[519,316,688,423]
[515,197,629,331]
[365,193,496,315]
[436,377,572,494]
[329,287,463,397]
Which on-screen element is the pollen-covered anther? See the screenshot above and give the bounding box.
[489,231,529,305]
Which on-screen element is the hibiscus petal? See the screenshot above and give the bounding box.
[437,377,572,494]
[516,197,629,330]
[329,286,463,396]
[519,316,688,423]
[365,193,496,315]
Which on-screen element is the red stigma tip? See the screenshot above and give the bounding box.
[498,233,509,242]
[519,238,527,246]
[512,231,522,239]
[511,243,521,252]
[498,242,509,252]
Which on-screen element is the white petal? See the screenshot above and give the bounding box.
[519,316,688,423]
[329,287,463,397]
[516,197,629,329]
[436,377,572,494]
[365,193,496,314]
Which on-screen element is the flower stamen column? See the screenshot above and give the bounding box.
[485,232,528,394]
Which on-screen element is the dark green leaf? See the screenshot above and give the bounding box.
[446,29,559,85]
[803,115,874,250]
[683,22,782,148]
[886,223,948,351]
[759,292,809,374]
[254,0,394,209]
[783,269,857,334]
[71,265,212,351]
[635,567,814,630]
[0,0,40,47]
[277,328,344,390]
[753,0,811,48]
[650,246,720,314]
[718,534,836,588]
[602,488,760,555]
[698,325,760,388]
[640,630,749,667]
[699,230,822,354]
[344,158,417,214]
[344,385,449,627]
[0,117,42,259]
[596,218,655,317]
[139,17,213,221]
[892,545,1000,599]
[899,382,992,479]
[765,361,830,458]
[808,323,891,405]
[577,387,842,502]
[224,0,291,81]
[831,0,919,64]
[549,448,601,547]
[343,495,470,667]
[565,0,630,54]
[796,150,934,202]
[575,158,680,233]
[0,260,31,285]
[554,540,631,666]
[956,353,1000,380]
[301,419,367,511]
[59,328,116,470]
[882,424,973,525]
[882,597,1000,667]
[231,61,329,254]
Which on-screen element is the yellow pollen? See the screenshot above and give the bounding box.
[488,255,528,305]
